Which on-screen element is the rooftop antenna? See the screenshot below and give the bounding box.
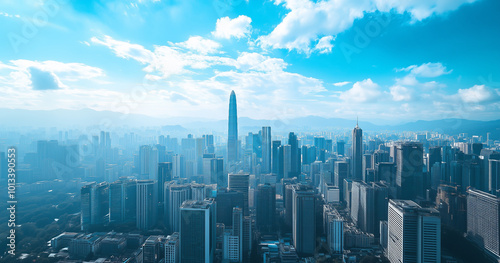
[356,115,359,128]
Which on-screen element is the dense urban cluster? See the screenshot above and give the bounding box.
[1,91,499,263]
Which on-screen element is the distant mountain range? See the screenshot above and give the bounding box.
[0,108,498,139]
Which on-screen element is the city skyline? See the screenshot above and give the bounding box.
[0,0,499,123]
[1,1,500,262]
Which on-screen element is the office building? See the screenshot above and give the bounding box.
[167,184,191,233]
[352,122,363,180]
[228,90,238,163]
[228,173,249,215]
[396,142,423,199]
[137,180,157,230]
[292,184,316,256]
[216,188,244,227]
[467,188,500,259]
[387,200,441,263]
[256,184,276,233]
[81,182,108,231]
[262,126,272,174]
[180,200,216,263]
[164,233,179,263]
[324,204,344,254]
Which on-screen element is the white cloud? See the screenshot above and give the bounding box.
[259,0,477,53]
[91,35,154,64]
[458,85,497,103]
[175,36,222,55]
[399,62,452,77]
[0,60,105,91]
[92,35,292,79]
[339,79,381,103]
[313,36,335,54]
[390,85,412,101]
[92,35,235,78]
[212,15,252,39]
[333,81,350,87]
[235,52,287,72]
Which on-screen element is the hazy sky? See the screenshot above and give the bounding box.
[0,0,499,123]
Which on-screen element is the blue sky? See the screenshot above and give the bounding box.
[0,0,499,124]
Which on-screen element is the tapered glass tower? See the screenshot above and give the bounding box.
[228,90,238,163]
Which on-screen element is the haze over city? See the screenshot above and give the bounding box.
[1,1,500,263]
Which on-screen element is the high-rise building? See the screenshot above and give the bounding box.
[256,184,276,233]
[288,132,301,178]
[396,142,423,200]
[215,188,244,228]
[211,158,224,188]
[324,204,344,254]
[352,122,363,180]
[228,173,249,216]
[436,184,466,232]
[292,184,316,256]
[387,199,441,263]
[180,200,216,263]
[167,184,191,233]
[334,161,349,199]
[489,159,500,194]
[172,154,185,179]
[158,162,172,217]
[231,207,243,262]
[143,235,162,263]
[337,140,345,156]
[164,233,179,263]
[81,182,108,231]
[139,145,152,180]
[191,184,206,201]
[109,180,126,223]
[272,140,282,178]
[228,90,238,163]
[136,180,157,231]
[467,188,500,259]
[262,126,272,174]
[351,181,389,236]
[223,231,240,262]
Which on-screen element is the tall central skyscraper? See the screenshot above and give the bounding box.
[352,121,363,180]
[262,126,271,174]
[228,90,238,163]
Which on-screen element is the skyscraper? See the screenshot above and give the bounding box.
[352,121,363,180]
[262,126,272,174]
[387,199,441,263]
[324,204,344,254]
[180,200,216,263]
[167,184,191,233]
[228,90,238,163]
[256,184,276,233]
[228,173,250,216]
[288,132,301,178]
[211,158,225,188]
[158,162,172,217]
[467,188,500,258]
[136,180,157,231]
[215,188,244,227]
[231,207,243,262]
[292,184,316,256]
[272,140,282,177]
[109,180,126,223]
[81,182,108,231]
[396,142,424,199]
